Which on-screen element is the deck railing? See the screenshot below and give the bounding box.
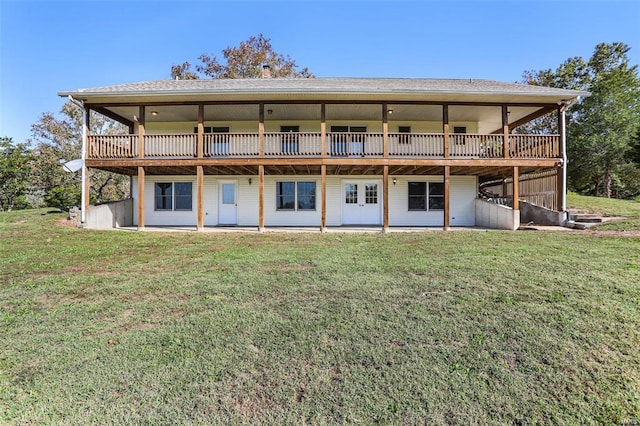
[88,134,137,158]
[449,134,504,158]
[388,133,444,156]
[509,135,559,158]
[204,133,259,157]
[264,132,322,156]
[86,133,560,160]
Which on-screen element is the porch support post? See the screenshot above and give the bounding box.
[197,104,204,159]
[259,103,265,158]
[502,105,509,158]
[382,103,389,158]
[512,166,520,211]
[383,165,389,232]
[81,106,90,223]
[443,104,449,158]
[444,166,450,230]
[197,165,204,231]
[321,164,327,232]
[137,166,145,230]
[321,103,326,158]
[258,164,265,232]
[557,105,567,213]
[138,106,145,159]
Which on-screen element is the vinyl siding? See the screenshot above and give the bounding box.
[132,174,477,227]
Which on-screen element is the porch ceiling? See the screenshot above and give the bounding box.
[91,164,550,181]
[102,103,543,134]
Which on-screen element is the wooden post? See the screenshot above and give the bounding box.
[383,165,389,232]
[382,103,389,158]
[443,104,449,158]
[137,166,145,230]
[258,164,265,231]
[512,166,520,211]
[82,107,90,224]
[502,105,509,159]
[321,103,326,158]
[197,165,204,230]
[197,104,204,159]
[138,106,145,159]
[259,103,265,158]
[444,166,450,230]
[321,164,327,232]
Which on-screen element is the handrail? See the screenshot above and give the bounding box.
[86,133,560,160]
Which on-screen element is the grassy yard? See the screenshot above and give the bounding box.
[1,208,639,424]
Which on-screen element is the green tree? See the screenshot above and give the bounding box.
[0,137,32,210]
[30,102,130,209]
[522,42,640,198]
[171,33,314,79]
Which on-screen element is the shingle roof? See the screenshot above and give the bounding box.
[60,77,585,97]
[58,78,590,107]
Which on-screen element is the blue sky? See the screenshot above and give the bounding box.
[1,0,639,144]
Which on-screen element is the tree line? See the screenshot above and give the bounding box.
[1,36,639,211]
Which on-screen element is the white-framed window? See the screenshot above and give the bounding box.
[276,181,316,211]
[154,182,192,211]
[408,182,444,211]
[398,126,411,144]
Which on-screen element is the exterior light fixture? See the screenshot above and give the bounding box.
[267,109,273,115]
[393,178,397,185]
[151,111,158,116]
[248,178,252,185]
[387,109,393,115]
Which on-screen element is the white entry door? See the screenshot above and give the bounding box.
[342,180,381,225]
[218,181,237,225]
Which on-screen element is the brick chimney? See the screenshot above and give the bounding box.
[261,64,272,79]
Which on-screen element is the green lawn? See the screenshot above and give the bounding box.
[1,208,639,424]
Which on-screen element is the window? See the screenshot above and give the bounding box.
[280,126,300,154]
[365,184,378,204]
[155,183,173,211]
[398,126,411,144]
[408,181,444,211]
[276,181,316,211]
[154,182,192,211]
[174,182,193,211]
[195,126,230,156]
[345,184,358,204]
[297,182,316,210]
[330,125,367,156]
[453,126,467,145]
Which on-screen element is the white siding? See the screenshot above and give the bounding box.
[132,174,476,228]
[325,177,342,226]
[264,177,322,226]
[389,176,445,227]
[450,176,477,226]
[132,175,197,226]
[388,175,477,227]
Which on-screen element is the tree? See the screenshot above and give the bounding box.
[29,102,130,209]
[522,42,640,198]
[171,33,314,79]
[0,137,32,211]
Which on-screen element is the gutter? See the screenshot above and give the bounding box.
[68,95,88,224]
[559,96,582,216]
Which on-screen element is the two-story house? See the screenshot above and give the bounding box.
[59,70,587,231]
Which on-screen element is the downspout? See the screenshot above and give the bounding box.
[560,96,581,217]
[68,95,87,223]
